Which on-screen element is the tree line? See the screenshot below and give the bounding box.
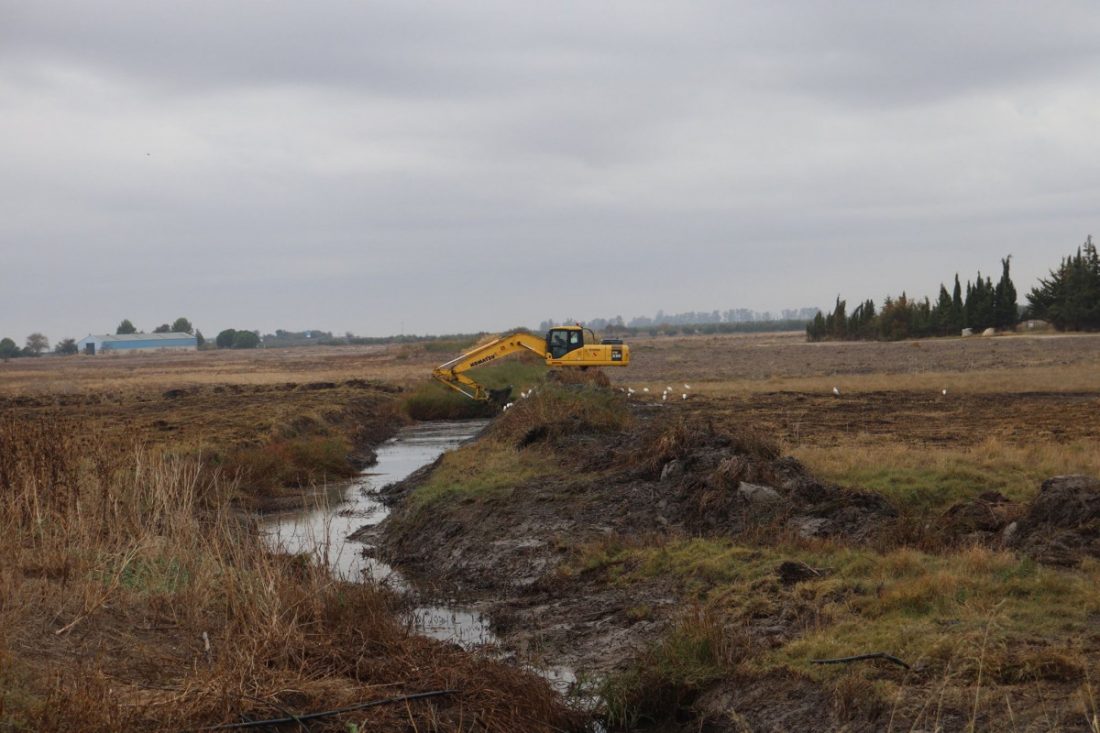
[116,319,261,349]
[807,235,1100,341]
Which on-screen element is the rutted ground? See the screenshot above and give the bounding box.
[379,386,1100,731]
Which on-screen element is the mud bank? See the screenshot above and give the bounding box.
[376,390,895,728]
[376,387,1100,731]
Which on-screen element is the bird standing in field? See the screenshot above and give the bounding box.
[832,386,840,397]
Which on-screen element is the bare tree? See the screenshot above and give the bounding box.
[25,333,49,355]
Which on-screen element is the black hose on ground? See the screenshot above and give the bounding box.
[191,689,458,731]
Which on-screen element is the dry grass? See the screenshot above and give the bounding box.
[792,438,1100,513]
[0,416,577,732]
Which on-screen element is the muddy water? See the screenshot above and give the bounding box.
[261,419,494,646]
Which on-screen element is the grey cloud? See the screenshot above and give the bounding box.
[2,1,1099,340]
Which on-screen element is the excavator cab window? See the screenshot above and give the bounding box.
[547,328,582,359]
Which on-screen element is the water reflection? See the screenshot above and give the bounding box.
[261,419,495,644]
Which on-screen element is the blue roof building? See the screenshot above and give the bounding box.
[76,332,198,355]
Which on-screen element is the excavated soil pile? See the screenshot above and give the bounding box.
[610,417,897,544]
[381,402,898,592]
[939,475,1100,565]
[1007,474,1100,565]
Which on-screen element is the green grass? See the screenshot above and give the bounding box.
[574,537,1100,688]
[409,440,561,507]
[406,382,629,509]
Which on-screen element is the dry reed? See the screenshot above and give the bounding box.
[0,415,577,732]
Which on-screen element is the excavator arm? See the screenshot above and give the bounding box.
[432,332,548,401]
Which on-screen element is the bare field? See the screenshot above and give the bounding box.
[617,330,1100,392]
[6,329,1098,397]
[0,344,421,395]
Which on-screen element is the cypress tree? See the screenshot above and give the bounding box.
[807,311,827,341]
[932,284,952,336]
[830,297,847,339]
[951,274,964,331]
[993,256,1018,329]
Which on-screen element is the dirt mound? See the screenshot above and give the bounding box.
[1006,475,1100,565]
[595,416,897,544]
[382,402,897,594]
[937,475,1100,565]
[938,491,1023,547]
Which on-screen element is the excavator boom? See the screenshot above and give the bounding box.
[432,326,629,401]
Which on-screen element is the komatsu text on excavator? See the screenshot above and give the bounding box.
[432,325,630,402]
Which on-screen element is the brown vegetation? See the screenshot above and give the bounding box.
[0,414,576,732]
[4,330,1100,731]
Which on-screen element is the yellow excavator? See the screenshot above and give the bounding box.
[432,325,630,402]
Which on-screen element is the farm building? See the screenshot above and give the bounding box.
[77,332,198,355]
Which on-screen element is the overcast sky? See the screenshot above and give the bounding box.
[2,2,1098,342]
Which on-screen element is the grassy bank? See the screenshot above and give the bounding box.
[403,383,630,508]
[0,414,577,732]
[579,535,1100,729]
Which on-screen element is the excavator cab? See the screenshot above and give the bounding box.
[546,327,584,359]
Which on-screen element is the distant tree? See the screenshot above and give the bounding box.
[215,329,238,349]
[195,329,206,347]
[55,338,78,355]
[153,324,172,333]
[0,337,20,359]
[992,256,1018,330]
[878,294,912,341]
[828,297,847,339]
[806,311,826,341]
[932,284,953,336]
[171,317,194,334]
[950,274,964,332]
[116,319,137,334]
[1028,235,1100,331]
[232,330,260,349]
[848,298,877,339]
[24,333,49,356]
[965,273,995,330]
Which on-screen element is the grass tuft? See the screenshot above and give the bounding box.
[601,607,745,728]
